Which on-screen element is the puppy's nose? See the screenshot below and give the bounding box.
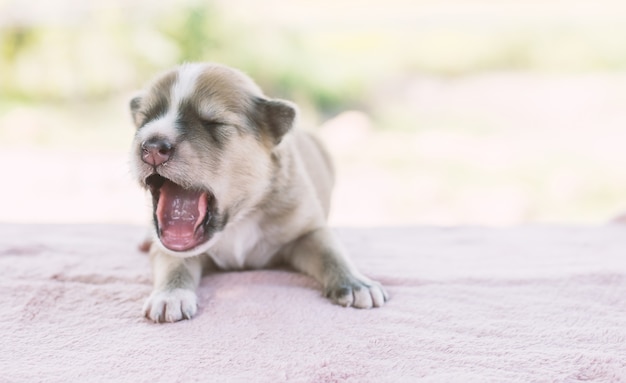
[141,138,173,166]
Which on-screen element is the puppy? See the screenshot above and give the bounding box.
[129,63,387,322]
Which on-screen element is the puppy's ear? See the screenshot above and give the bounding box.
[129,93,144,128]
[256,98,297,145]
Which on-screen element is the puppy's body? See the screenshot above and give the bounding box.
[206,132,331,270]
[130,63,387,322]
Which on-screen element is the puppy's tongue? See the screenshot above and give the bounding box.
[156,180,208,252]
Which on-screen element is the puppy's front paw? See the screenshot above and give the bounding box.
[325,277,388,309]
[143,288,198,323]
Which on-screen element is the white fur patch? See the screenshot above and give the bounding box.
[208,212,279,270]
[172,63,205,107]
[136,63,206,144]
[136,112,178,143]
[228,215,263,268]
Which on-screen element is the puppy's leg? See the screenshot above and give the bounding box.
[143,248,203,323]
[285,228,388,308]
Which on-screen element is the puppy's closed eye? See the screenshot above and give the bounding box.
[200,119,224,129]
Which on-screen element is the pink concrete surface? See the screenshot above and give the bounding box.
[1,224,626,382]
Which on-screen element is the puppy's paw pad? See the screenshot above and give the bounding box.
[325,278,388,309]
[143,288,198,323]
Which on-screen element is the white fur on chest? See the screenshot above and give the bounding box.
[207,213,279,270]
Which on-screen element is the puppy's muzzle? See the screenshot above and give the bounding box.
[142,137,173,167]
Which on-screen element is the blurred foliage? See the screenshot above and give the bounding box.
[2,1,626,118]
[0,1,366,116]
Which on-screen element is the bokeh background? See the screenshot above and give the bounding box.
[1,0,626,226]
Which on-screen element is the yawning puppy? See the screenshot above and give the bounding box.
[129,63,387,322]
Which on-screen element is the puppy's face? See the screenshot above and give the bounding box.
[130,63,296,257]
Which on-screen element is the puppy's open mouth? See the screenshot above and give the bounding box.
[145,174,215,252]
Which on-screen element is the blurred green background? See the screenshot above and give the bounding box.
[1,0,626,226]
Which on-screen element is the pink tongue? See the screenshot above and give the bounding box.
[156,180,208,251]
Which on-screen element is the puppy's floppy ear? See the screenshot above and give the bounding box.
[129,93,145,128]
[256,98,298,145]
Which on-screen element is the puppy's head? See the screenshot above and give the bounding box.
[129,63,297,257]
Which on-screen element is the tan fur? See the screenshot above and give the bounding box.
[130,63,387,323]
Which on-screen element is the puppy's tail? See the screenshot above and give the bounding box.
[138,238,152,253]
